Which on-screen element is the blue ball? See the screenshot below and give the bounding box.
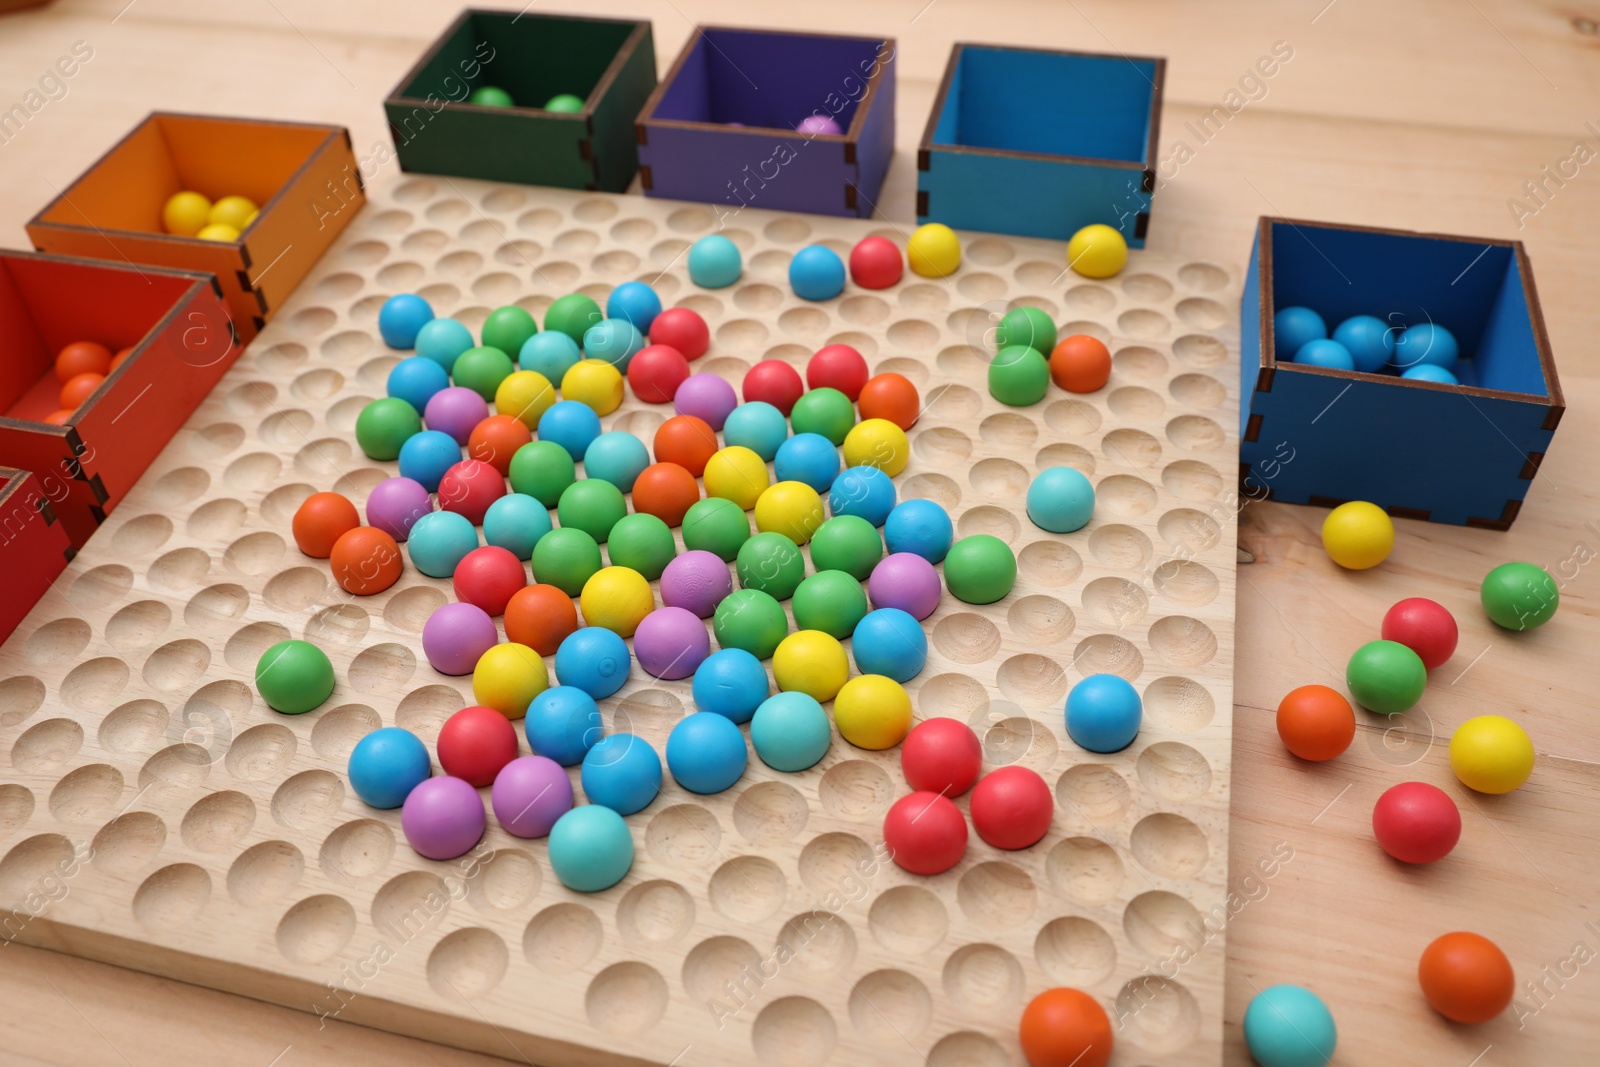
[775,432,842,493]
[397,429,462,493]
[347,727,431,809]
[555,626,632,699]
[691,648,769,724]
[688,234,743,289]
[378,294,435,349]
[1331,314,1393,373]
[548,804,634,892]
[582,318,646,371]
[851,607,927,683]
[415,317,474,372]
[1243,984,1337,1067]
[606,281,663,333]
[749,691,831,772]
[789,244,846,301]
[581,733,662,815]
[1273,306,1326,359]
[583,431,651,493]
[1392,322,1459,368]
[884,500,954,563]
[525,686,603,766]
[483,493,553,559]
[722,402,790,462]
[666,712,748,794]
[406,510,479,578]
[519,331,583,382]
[1066,673,1143,753]
[387,356,451,413]
[1293,339,1355,370]
[538,400,603,462]
[1402,364,1459,385]
[1027,466,1095,533]
[829,465,897,526]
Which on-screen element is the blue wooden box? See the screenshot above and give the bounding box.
[916,44,1163,246]
[635,26,896,219]
[1240,217,1562,529]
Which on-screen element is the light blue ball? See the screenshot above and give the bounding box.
[1242,984,1337,1067]
[1293,338,1355,370]
[525,686,602,766]
[829,465,897,527]
[692,648,770,723]
[415,317,474,372]
[1392,322,1459,368]
[1027,466,1095,533]
[581,732,662,814]
[483,493,553,560]
[789,244,846,301]
[347,727,431,809]
[666,712,748,794]
[1066,673,1143,753]
[775,433,842,493]
[378,293,435,349]
[548,804,634,892]
[583,431,651,492]
[582,317,646,371]
[851,607,927,683]
[519,331,583,382]
[397,429,461,492]
[750,691,831,772]
[406,510,479,578]
[607,281,663,333]
[723,402,790,461]
[1331,314,1394,373]
[884,499,954,563]
[689,234,743,289]
[538,400,603,462]
[1402,364,1459,385]
[387,356,451,413]
[555,626,632,699]
[1273,306,1326,359]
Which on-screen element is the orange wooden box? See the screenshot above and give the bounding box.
[0,465,73,646]
[26,112,364,341]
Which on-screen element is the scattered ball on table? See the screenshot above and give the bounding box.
[741,361,805,417]
[581,733,662,815]
[579,565,654,637]
[847,235,902,290]
[883,792,967,875]
[688,233,743,288]
[692,647,768,723]
[196,222,239,242]
[829,466,897,526]
[1273,306,1326,360]
[292,491,359,558]
[834,674,911,749]
[1293,338,1354,370]
[366,476,433,541]
[634,606,711,680]
[626,343,691,403]
[437,705,520,787]
[607,513,677,580]
[543,293,603,345]
[561,358,626,415]
[901,718,981,796]
[1019,987,1113,1067]
[1392,322,1458,368]
[796,114,842,135]
[1418,932,1515,1024]
[530,527,603,595]
[469,85,514,106]
[330,526,403,595]
[58,372,103,409]
[907,222,960,278]
[1049,334,1112,393]
[519,331,582,383]
[537,399,603,461]
[774,432,842,493]
[378,293,435,349]
[401,775,485,861]
[525,686,602,766]
[883,499,952,564]
[607,280,662,332]
[482,305,538,356]
[508,439,575,506]
[492,755,573,838]
[809,514,882,580]
[724,400,791,460]
[482,492,552,560]
[667,711,748,793]
[452,544,528,616]
[494,369,556,431]
[842,417,909,476]
[1275,684,1355,761]
[162,190,211,236]
[1372,781,1460,864]
[1066,223,1128,278]
[388,355,451,413]
[790,387,856,445]
[355,397,422,460]
[856,371,920,429]
[674,373,739,431]
[452,346,516,400]
[851,607,926,682]
[558,478,628,543]
[1345,639,1426,715]
[406,511,479,579]
[654,414,719,477]
[555,626,633,700]
[1066,673,1142,753]
[683,497,752,561]
[545,93,585,112]
[713,588,789,660]
[1449,714,1533,794]
[1381,597,1458,669]
[1480,560,1558,630]
[55,341,111,382]
[943,534,1017,604]
[792,570,868,638]
[472,641,549,718]
[348,727,430,809]
[1027,466,1095,533]
[1402,364,1459,384]
[736,531,806,600]
[1320,500,1394,570]
[548,804,634,892]
[504,583,579,656]
[255,639,335,715]
[996,306,1057,355]
[971,765,1052,849]
[649,306,710,359]
[421,601,498,676]
[1331,314,1394,372]
[772,629,850,703]
[705,445,771,510]
[789,244,847,301]
[1242,985,1335,1067]
[867,552,941,620]
[416,317,476,373]
[631,461,701,527]
[437,458,506,525]
[749,691,831,771]
[581,318,645,372]
[583,430,651,493]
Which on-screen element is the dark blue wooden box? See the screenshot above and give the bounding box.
[1240,217,1563,529]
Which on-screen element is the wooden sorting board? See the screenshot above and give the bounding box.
[0,175,1241,1067]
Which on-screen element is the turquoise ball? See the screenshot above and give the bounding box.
[519,331,582,382]
[1392,322,1459,368]
[1243,984,1337,1067]
[583,431,651,493]
[722,401,790,461]
[1403,364,1458,385]
[407,510,479,578]
[582,318,646,371]
[1273,306,1326,359]
[750,691,832,772]
[548,805,634,892]
[482,493,552,560]
[1027,466,1095,533]
[415,318,475,373]
[688,234,743,288]
[666,711,748,794]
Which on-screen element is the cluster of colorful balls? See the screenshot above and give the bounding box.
[41,339,137,425]
[1275,304,1463,385]
[161,189,258,242]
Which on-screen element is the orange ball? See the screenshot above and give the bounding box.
[1275,684,1356,761]
[329,525,402,595]
[1049,335,1112,393]
[1418,932,1515,1024]
[43,409,73,426]
[54,341,111,383]
[109,346,136,371]
[857,372,919,430]
[292,491,360,558]
[630,461,701,527]
[653,414,718,477]
[59,372,104,409]
[1019,988,1112,1067]
[504,583,579,656]
[468,414,533,475]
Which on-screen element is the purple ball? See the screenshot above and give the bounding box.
[422,601,498,675]
[660,550,733,618]
[401,775,486,860]
[673,373,738,431]
[868,552,942,620]
[633,606,711,680]
[365,476,434,541]
[424,386,490,445]
[491,755,574,838]
[796,114,843,136]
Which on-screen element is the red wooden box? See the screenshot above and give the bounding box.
[0,465,73,646]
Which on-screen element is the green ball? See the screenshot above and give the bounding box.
[483,306,538,356]
[995,306,1057,355]
[714,588,789,660]
[607,513,677,580]
[1481,561,1559,630]
[791,570,868,639]
[683,497,752,561]
[255,639,335,715]
[452,345,515,401]
[470,86,514,107]
[808,515,882,580]
[355,397,421,461]
[545,93,585,113]
[943,534,1017,605]
[988,345,1050,406]
[1346,639,1427,715]
[789,387,856,445]
[544,293,603,345]
[557,478,627,543]
[530,526,602,595]
[737,531,806,600]
[508,440,576,506]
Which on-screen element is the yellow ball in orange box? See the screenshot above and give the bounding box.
[842,417,909,477]
[162,190,211,236]
[704,445,770,511]
[472,642,549,719]
[561,358,624,416]
[208,195,259,231]
[196,223,240,242]
[1066,223,1129,279]
[579,565,654,638]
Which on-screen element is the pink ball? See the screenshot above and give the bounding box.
[401,775,485,860]
[797,114,843,136]
[365,476,433,541]
[868,552,942,620]
[673,373,739,431]
[422,601,499,675]
[633,606,711,679]
[424,386,490,444]
[491,755,574,838]
[660,550,733,618]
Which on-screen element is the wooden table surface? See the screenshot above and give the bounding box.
[2,2,1598,1064]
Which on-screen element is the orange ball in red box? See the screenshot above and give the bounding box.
[848,235,903,290]
[59,372,104,409]
[806,343,870,401]
[54,341,111,383]
[504,583,579,656]
[330,526,402,595]
[857,372,919,430]
[631,461,700,527]
[453,545,527,616]
[437,704,520,787]
[649,306,710,359]
[43,410,72,426]
[1049,335,1112,393]
[109,346,135,372]
[627,343,691,403]
[438,459,506,525]
[293,491,361,558]
[1275,684,1356,761]
[742,359,805,415]
[653,414,718,477]
[468,414,532,475]
[1019,988,1112,1067]
[1418,932,1515,1024]
[1381,597,1458,670]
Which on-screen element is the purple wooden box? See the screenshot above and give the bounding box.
[635,26,895,219]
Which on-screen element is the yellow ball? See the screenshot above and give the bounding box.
[196,223,240,242]
[495,369,556,429]
[704,445,771,511]
[208,195,259,231]
[162,190,212,236]
[1066,223,1129,279]
[754,481,825,545]
[832,674,913,750]
[471,642,548,719]
[579,565,654,637]
[772,629,849,703]
[907,222,961,278]
[1321,501,1395,570]
[842,417,909,477]
[561,358,624,415]
[244,209,260,226]
[1450,714,1534,794]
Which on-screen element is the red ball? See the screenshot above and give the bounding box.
[648,307,710,360]
[437,459,506,525]
[437,705,519,787]
[883,791,967,875]
[848,235,903,290]
[1373,781,1461,864]
[901,718,982,797]
[1381,597,1458,670]
[453,545,527,616]
[970,766,1053,850]
[626,343,692,403]
[806,343,870,401]
[741,359,805,415]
